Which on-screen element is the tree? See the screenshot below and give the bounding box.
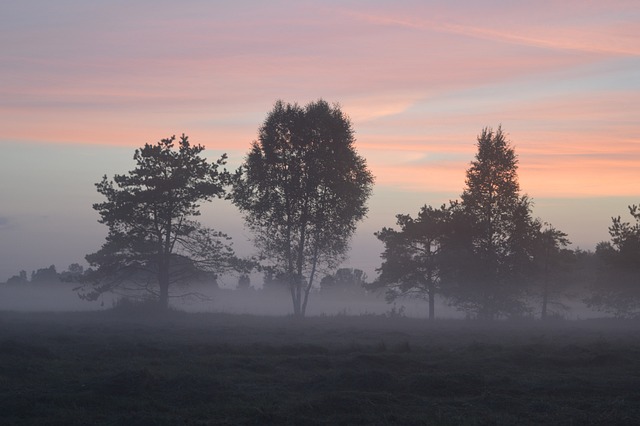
[320,268,368,299]
[532,224,572,319]
[31,265,60,283]
[59,263,85,282]
[452,126,538,319]
[231,100,374,317]
[587,204,640,317]
[372,204,453,320]
[6,270,28,285]
[79,134,236,309]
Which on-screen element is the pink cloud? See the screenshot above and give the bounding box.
[351,13,639,56]
[2,1,638,202]
[341,2,640,56]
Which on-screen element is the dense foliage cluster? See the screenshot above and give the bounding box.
[587,206,640,317]
[78,135,237,309]
[374,126,637,320]
[231,100,373,317]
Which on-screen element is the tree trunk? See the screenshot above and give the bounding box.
[294,215,307,318]
[541,273,549,320]
[289,274,301,317]
[301,248,319,317]
[158,260,170,310]
[428,286,435,321]
[295,278,303,317]
[541,251,550,320]
[289,280,299,316]
[159,214,172,311]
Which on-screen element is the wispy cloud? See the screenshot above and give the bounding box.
[350,12,640,56]
[343,3,640,56]
[1,0,638,198]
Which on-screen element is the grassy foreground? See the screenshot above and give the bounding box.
[1,311,640,425]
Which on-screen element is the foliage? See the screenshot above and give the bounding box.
[4,264,85,285]
[30,265,60,283]
[450,126,539,319]
[5,270,28,285]
[320,268,368,298]
[59,263,85,282]
[79,134,237,309]
[587,204,640,317]
[372,127,547,320]
[372,204,454,320]
[531,224,573,319]
[231,100,374,316]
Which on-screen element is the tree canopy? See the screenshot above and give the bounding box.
[373,204,454,320]
[374,126,543,319]
[231,99,374,317]
[79,134,236,309]
[588,204,640,317]
[452,126,538,318]
[531,224,572,319]
[320,268,368,299]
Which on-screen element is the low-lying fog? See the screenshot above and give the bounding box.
[0,280,604,320]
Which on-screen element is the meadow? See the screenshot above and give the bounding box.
[1,310,640,425]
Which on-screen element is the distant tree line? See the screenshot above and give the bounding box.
[3,103,639,319]
[4,263,85,285]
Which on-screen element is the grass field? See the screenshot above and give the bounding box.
[1,311,640,425]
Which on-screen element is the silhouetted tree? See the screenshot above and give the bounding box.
[80,134,236,309]
[450,126,538,319]
[231,100,373,317]
[31,265,60,283]
[320,268,368,298]
[59,263,85,282]
[6,270,28,285]
[587,204,640,317]
[372,204,453,320]
[532,224,572,319]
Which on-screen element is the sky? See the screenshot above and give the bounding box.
[1,0,639,283]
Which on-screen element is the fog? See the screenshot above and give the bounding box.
[0,282,104,312]
[178,285,462,318]
[0,278,605,321]
[1,275,634,425]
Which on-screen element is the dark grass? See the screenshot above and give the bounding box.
[1,311,640,425]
